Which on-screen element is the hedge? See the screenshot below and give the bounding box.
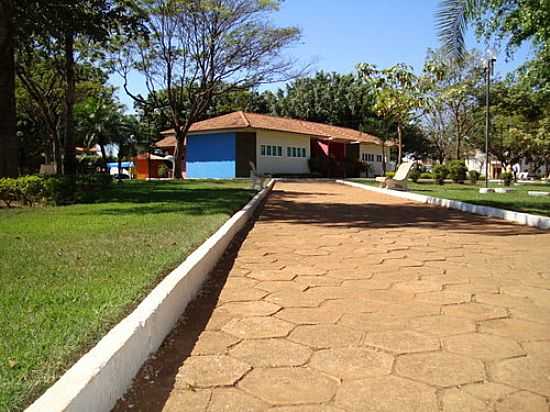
[0,174,113,207]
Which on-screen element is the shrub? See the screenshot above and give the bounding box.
[158,164,168,178]
[409,165,421,183]
[17,175,47,206]
[420,172,433,179]
[468,170,481,185]
[0,178,20,207]
[385,171,395,178]
[447,160,468,183]
[500,171,513,187]
[44,176,77,205]
[432,164,449,185]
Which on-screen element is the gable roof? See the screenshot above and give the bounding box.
[188,111,384,145]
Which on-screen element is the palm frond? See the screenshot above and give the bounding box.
[435,0,480,63]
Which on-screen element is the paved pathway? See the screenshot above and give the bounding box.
[115,182,550,412]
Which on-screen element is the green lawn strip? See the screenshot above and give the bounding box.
[0,180,254,412]
[351,180,550,217]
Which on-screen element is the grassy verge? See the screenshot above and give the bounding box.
[0,179,255,411]
[352,179,550,217]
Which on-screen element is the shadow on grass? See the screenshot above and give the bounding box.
[76,181,256,217]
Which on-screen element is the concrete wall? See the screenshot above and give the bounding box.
[187,133,236,178]
[359,143,385,176]
[256,130,311,175]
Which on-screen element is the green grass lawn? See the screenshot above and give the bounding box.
[0,179,255,412]
[352,179,550,217]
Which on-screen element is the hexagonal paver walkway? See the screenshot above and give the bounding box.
[114,181,550,412]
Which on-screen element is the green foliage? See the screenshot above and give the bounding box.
[468,170,481,184]
[385,171,396,178]
[432,164,449,184]
[500,171,513,186]
[409,165,422,182]
[16,175,47,206]
[421,172,433,179]
[158,164,168,178]
[0,180,253,411]
[0,174,113,207]
[0,178,20,208]
[447,160,468,183]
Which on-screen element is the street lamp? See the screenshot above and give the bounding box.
[482,48,497,192]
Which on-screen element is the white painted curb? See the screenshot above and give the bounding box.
[337,180,550,230]
[26,180,275,412]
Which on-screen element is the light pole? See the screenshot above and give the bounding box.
[483,48,496,190]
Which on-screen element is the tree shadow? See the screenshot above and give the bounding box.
[259,189,545,236]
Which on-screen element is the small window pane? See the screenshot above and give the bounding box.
[292,147,296,157]
[261,145,266,156]
[287,147,291,156]
[267,146,272,156]
[277,146,282,157]
[301,148,306,157]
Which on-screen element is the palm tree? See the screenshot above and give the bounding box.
[435,0,481,61]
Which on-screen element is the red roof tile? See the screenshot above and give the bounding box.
[188,111,384,145]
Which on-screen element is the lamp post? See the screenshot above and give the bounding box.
[483,48,496,190]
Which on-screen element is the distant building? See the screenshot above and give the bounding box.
[153,111,392,179]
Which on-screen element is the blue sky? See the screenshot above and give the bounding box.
[110,0,534,111]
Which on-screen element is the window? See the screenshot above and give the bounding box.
[261,145,282,157]
[376,155,383,162]
[361,153,375,162]
[287,146,307,158]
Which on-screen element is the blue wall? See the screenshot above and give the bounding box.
[186,132,236,178]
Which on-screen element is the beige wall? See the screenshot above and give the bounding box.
[256,130,311,175]
[359,143,385,175]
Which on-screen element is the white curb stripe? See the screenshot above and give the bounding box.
[26,180,275,412]
[337,180,550,230]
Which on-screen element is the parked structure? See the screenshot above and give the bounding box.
[465,150,549,180]
[155,111,391,179]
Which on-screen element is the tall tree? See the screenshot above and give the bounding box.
[358,63,423,166]
[117,0,301,178]
[14,0,141,175]
[0,0,18,177]
[269,71,383,134]
[422,49,483,159]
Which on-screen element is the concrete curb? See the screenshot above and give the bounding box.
[26,180,275,412]
[337,180,550,230]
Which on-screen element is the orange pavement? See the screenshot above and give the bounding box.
[114,181,550,412]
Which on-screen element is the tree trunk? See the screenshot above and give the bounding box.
[53,130,62,174]
[0,0,18,177]
[173,125,189,179]
[396,122,403,166]
[63,32,76,175]
[456,133,461,160]
[381,144,386,175]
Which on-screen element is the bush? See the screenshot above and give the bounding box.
[409,166,421,183]
[0,173,113,207]
[432,164,449,185]
[420,172,433,179]
[385,171,395,178]
[158,164,168,178]
[468,170,481,185]
[500,171,513,187]
[0,178,20,207]
[17,175,47,206]
[44,176,77,205]
[447,160,468,183]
